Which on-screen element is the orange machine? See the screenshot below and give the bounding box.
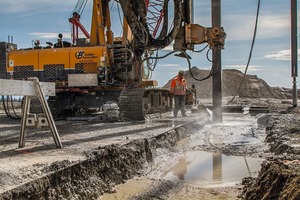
[3,0,225,120]
[7,46,107,83]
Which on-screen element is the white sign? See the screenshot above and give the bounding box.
[0,79,55,96]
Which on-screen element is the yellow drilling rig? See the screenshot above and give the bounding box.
[1,0,225,120]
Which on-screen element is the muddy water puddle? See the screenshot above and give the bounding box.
[161,151,263,188]
[100,114,265,199]
[162,114,265,187]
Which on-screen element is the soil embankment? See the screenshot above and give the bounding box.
[0,114,205,200]
[241,113,300,200]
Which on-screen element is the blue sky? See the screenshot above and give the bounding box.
[0,0,299,88]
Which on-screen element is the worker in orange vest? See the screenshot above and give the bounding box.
[170,70,187,117]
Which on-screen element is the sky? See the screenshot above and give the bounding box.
[0,0,299,88]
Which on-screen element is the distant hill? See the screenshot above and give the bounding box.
[163,67,295,99]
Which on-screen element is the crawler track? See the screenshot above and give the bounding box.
[118,88,173,120]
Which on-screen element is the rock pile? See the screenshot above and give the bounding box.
[164,67,296,99]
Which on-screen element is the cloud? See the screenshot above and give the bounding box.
[224,64,262,72]
[223,14,290,41]
[265,49,300,60]
[29,32,71,39]
[157,63,181,67]
[257,15,290,38]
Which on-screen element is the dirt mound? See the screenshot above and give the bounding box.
[164,67,293,99]
[264,114,300,156]
[242,160,300,200]
[241,113,300,200]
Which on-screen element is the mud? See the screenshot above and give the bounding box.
[100,114,262,200]
[265,114,300,156]
[99,112,300,200]
[101,176,239,200]
[161,151,264,187]
[242,159,300,200]
[1,143,147,200]
[1,101,300,199]
[241,113,300,200]
[0,116,202,200]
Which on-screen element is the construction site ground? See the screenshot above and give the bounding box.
[0,98,299,199]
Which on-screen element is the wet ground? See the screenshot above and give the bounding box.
[100,114,267,200]
[0,100,299,199]
[161,151,263,187]
[0,110,209,199]
[100,111,300,200]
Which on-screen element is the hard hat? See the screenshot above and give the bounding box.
[179,70,184,75]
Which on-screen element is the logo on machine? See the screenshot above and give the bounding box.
[9,60,14,67]
[75,50,84,59]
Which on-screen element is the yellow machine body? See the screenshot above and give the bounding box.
[7,46,108,83]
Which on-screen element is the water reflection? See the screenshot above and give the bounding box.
[163,151,263,187]
[171,156,191,180]
[213,152,222,182]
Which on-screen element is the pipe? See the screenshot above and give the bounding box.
[291,0,298,107]
[186,0,194,24]
[212,0,222,123]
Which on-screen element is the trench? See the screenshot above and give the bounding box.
[99,114,266,200]
[0,120,202,200]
